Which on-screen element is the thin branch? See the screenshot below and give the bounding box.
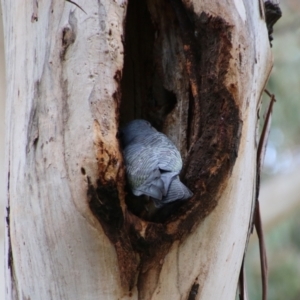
[254,89,276,300]
[65,0,87,14]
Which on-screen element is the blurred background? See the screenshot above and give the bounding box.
[246,1,300,299]
[0,1,299,299]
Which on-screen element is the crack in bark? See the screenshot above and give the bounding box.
[60,11,77,61]
[87,177,139,290]
[187,281,200,300]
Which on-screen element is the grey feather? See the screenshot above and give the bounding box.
[121,119,193,207]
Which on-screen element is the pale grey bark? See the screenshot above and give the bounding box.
[2,0,273,299]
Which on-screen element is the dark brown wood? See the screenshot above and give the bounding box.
[88,0,242,290]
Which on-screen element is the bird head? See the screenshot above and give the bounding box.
[120,119,155,147]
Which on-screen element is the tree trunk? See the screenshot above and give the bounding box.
[3,0,273,299]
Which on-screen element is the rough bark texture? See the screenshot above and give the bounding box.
[3,0,272,299]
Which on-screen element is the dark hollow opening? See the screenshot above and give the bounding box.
[119,0,240,224]
[119,0,177,130]
[119,0,183,221]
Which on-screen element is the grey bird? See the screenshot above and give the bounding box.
[120,119,193,208]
